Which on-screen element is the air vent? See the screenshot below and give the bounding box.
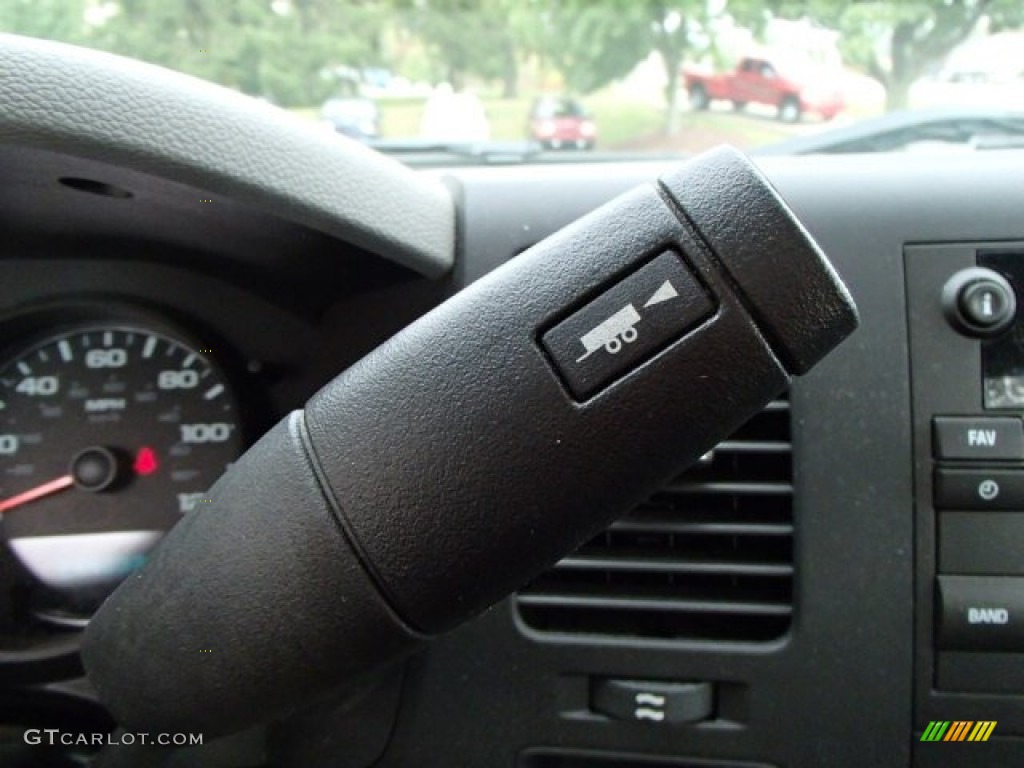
[517,396,793,642]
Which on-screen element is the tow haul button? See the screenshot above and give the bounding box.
[541,251,714,400]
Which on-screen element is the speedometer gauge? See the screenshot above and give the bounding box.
[0,326,242,624]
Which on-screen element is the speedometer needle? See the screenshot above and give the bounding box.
[0,475,74,514]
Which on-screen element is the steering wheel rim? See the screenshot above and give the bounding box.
[0,33,454,278]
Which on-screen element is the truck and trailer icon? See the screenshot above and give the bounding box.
[576,304,642,362]
[573,279,681,363]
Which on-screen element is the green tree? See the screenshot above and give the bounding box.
[775,0,1024,110]
[542,1,713,136]
[394,0,532,97]
[840,1,990,110]
[540,4,649,95]
[48,0,391,107]
[649,2,705,135]
[0,0,89,43]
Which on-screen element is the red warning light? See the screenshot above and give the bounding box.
[134,447,159,476]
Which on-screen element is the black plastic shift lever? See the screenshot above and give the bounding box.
[82,146,857,736]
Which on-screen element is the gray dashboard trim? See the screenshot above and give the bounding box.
[0,34,454,277]
[401,151,1024,767]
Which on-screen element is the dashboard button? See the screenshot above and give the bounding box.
[937,651,1024,693]
[590,679,713,724]
[942,267,1017,337]
[937,575,1024,651]
[934,468,1024,510]
[939,513,1024,575]
[933,416,1024,461]
[541,252,714,400]
[960,279,1014,330]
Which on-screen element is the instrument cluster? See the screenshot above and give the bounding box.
[0,301,255,667]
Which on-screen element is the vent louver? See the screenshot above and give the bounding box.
[516,396,793,642]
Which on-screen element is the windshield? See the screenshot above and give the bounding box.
[4,2,1023,161]
[532,98,588,119]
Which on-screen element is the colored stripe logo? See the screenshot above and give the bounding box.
[921,721,996,742]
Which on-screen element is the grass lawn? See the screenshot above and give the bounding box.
[290,92,824,154]
[291,92,666,148]
[624,108,802,153]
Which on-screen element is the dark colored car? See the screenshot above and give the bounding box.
[527,96,596,150]
[755,107,1024,155]
[320,97,381,141]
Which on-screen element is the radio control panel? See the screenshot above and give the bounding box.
[907,242,1024,738]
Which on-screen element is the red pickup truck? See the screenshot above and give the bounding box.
[683,56,844,123]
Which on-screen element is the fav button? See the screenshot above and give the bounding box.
[933,416,1024,461]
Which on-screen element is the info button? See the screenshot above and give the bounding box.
[933,416,1024,461]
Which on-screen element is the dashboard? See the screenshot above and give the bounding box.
[3,42,1024,767]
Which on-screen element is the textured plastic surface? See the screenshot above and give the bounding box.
[0,34,454,277]
[4,39,1024,760]
[660,147,857,373]
[84,147,856,737]
[371,155,924,768]
[82,413,419,736]
[940,512,1024,574]
[305,147,857,635]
